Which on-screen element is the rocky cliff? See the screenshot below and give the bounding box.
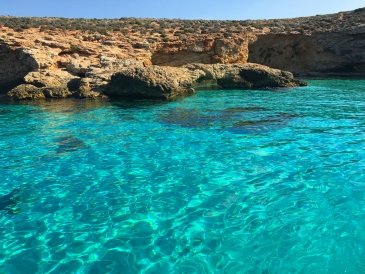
[249,29,365,76]
[0,7,364,99]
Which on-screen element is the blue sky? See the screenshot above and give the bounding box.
[1,0,365,20]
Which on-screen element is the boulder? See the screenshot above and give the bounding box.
[105,65,204,99]
[24,70,76,88]
[76,77,106,99]
[105,63,306,99]
[7,84,72,100]
[185,63,306,88]
[7,84,46,100]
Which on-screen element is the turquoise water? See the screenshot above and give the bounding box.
[1,80,365,273]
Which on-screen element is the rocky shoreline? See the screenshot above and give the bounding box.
[1,7,364,100]
[6,63,306,100]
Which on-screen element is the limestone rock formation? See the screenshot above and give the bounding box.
[105,66,201,99]
[185,63,306,89]
[0,43,38,89]
[7,84,72,100]
[1,7,364,100]
[248,27,365,75]
[7,84,46,100]
[151,37,253,66]
[105,64,306,99]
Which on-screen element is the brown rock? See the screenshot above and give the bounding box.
[190,63,306,89]
[151,37,252,66]
[7,84,45,100]
[0,44,38,88]
[105,63,306,99]
[248,29,365,76]
[7,84,73,100]
[24,70,76,88]
[1,7,364,78]
[105,66,203,99]
[42,87,73,98]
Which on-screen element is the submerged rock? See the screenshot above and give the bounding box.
[160,107,271,128]
[160,106,299,134]
[160,108,214,127]
[231,119,279,134]
[0,109,12,115]
[56,136,87,154]
[229,112,299,134]
[222,107,268,113]
[0,188,22,214]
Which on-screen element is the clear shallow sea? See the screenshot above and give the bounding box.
[1,79,365,273]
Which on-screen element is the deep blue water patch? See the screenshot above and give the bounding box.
[1,80,365,273]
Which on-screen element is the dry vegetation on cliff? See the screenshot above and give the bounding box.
[0,8,364,99]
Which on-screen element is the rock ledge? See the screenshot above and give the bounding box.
[6,63,306,100]
[104,63,306,99]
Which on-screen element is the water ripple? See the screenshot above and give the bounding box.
[1,80,365,273]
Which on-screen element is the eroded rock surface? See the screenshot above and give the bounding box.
[1,7,363,100]
[105,66,202,99]
[185,63,306,89]
[105,63,306,99]
[248,28,365,75]
[151,37,253,66]
[0,43,38,91]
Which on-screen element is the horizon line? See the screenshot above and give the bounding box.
[0,7,361,22]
